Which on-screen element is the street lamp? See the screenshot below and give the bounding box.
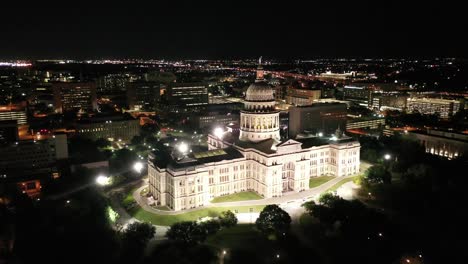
[214,127,224,139]
[133,161,144,173]
[96,175,110,186]
[178,142,189,154]
[384,154,391,160]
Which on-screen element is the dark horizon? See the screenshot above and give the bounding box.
[1,1,467,59]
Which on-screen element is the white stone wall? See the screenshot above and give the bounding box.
[148,140,361,211]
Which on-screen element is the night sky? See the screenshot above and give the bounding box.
[1,1,467,59]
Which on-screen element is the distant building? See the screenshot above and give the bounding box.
[343,85,372,107]
[127,81,161,111]
[286,87,321,106]
[274,85,287,100]
[76,114,140,141]
[0,134,68,176]
[370,93,409,111]
[160,82,208,113]
[289,103,347,138]
[0,105,27,125]
[193,113,239,129]
[346,117,385,130]
[0,120,18,145]
[96,74,131,95]
[406,97,461,118]
[406,130,468,159]
[52,82,97,113]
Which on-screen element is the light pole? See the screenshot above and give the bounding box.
[133,161,144,174]
[96,175,110,186]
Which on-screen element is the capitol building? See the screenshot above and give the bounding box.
[148,62,361,211]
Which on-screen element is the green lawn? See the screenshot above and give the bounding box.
[130,205,266,226]
[326,176,358,193]
[309,176,335,188]
[211,191,263,203]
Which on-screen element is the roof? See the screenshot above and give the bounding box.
[234,138,278,154]
[152,147,244,171]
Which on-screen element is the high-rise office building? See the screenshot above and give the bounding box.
[343,85,372,106]
[0,120,18,145]
[162,82,208,113]
[289,103,347,138]
[127,81,160,111]
[52,82,97,113]
[0,106,27,125]
[96,74,131,95]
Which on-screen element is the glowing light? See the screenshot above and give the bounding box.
[214,127,224,139]
[178,142,189,153]
[96,175,110,186]
[133,162,144,173]
[384,154,391,160]
[318,132,323,137]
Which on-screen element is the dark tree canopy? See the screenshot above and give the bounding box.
[255,205,291,236]
[166,221,207,245]
[364,165,392,184]
[219,210,238,228]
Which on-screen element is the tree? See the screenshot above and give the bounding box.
[122,222,155,246]
[364,165,391,184]
[199,219,221,235]
[255,205,291,236]
[219,210,238,228]
[121,222,155,262]
[131,135,144,145]
[166,221,206,244]
[95,138,111,148]
[318,192,341,206]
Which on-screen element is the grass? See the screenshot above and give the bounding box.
[130,205,266,226]
[325,176,359,193]
[122,187,136,208]
[309,176,335,188]
[211,191,263,203]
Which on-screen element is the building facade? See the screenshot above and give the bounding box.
[161,82,208,113]
[0,134,68,174]
[406,97,461,118]
[0,105,27,125]
[52,82,97,113]
[346,117,386,130]
[286,87,321,106]
[76,115,140,141]
[370,93,409,111]
[148,62,361,211]
[127,81,161,111]
[407,130,468,159]
[289,103,347,138]
[343,85,372,107]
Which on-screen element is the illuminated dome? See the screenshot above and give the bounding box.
[245,81,275,102]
